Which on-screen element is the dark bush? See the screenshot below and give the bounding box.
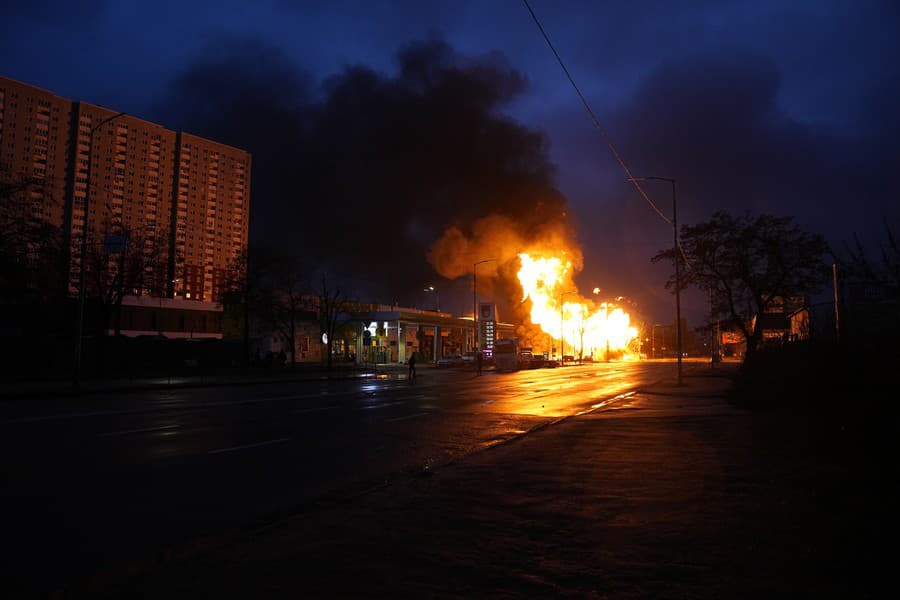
[733,337,895,414]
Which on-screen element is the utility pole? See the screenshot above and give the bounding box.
[626,176,682,385]
[706,287,716,368]
[559,301,564,361]
[832,263,840,343]
[671,178,683,385]
[73,110,127,388]
[560,290,576,363]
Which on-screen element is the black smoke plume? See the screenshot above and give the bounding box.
[153,36,568,313]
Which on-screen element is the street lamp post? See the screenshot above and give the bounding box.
[423,285,440,312]
[423,285,441,365]
[627,176,683,385]
[473,259,496,353]
[73,111,127,388]
[560,290,576,363]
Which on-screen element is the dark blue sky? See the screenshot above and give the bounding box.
[3,0,898,323]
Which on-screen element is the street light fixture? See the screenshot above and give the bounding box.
[627,175,683,385]
[423,285,440,312]
[473,258,496,353]
[73,110,127,388]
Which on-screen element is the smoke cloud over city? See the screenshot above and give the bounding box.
[153,36,569,312]
[150,31,900,321]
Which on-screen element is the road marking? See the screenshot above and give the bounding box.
[101,424,180,437]
[576,391,636,415]
[294,405,339,413]
[208,437,290,455]
[1,393,338,425]
[386,412,429,422]
[359,401,405,410]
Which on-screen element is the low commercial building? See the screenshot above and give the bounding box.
[115,296,224,339]
[255,302,516,366]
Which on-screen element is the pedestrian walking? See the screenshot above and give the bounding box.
[408,351,417,380]
[476,350,483,376]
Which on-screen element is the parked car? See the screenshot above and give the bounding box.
[437,354,464,368]
[528,356,558,369]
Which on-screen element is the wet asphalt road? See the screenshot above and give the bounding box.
[0,360,680,595]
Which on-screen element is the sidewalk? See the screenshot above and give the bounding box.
[96,364,889,598]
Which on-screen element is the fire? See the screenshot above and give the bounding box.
[517,252,638,359]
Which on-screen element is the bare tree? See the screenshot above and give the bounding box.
[80,220,169,338]
[0,167,66,305]
[317,274,355,371]
[224,246,275,366]
[842,218,900,293]
[652,211,830,358]
[257,254,310,366]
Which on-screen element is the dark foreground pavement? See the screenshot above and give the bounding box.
[82,365,891,598]
[0,363,385,400]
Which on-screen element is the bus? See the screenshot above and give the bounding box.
[494,338,535,371]
[493,338,519,371]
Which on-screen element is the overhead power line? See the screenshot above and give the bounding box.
[520,0,670,226]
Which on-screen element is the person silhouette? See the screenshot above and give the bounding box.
[476,350,483,376]
[408,351,417,380]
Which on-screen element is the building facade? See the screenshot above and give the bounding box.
[173,133,250,303]
[0,76,251,335]
[0,77,73,238]
[69,101,180,296]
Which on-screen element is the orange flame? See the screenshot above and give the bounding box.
[517,252,638,359]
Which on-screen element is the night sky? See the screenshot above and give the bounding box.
[3,0,899,325]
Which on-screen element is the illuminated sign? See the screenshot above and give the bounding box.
[480,303,495,320]
[479,302,496,351]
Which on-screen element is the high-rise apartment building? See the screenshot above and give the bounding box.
[69,101,179,297]
[174,133,250,302]
[0,78,72,235]
[0,76,251,308]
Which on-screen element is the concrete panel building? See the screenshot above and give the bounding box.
[0,77,73,235]
[69,101,180,296]
[0,75,251,337]
[174,133,250,303]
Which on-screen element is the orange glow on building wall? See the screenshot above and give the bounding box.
[0,76,251,303]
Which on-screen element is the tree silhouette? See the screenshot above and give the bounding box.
[652,211,830,357]
[257,254,311,367]
[317,274,355,371]
[80,220,169,337]
[0,167,66,305]
[842,218,900,293]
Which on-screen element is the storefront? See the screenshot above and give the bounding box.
[350,308,478,364]
[351,309,518,364]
